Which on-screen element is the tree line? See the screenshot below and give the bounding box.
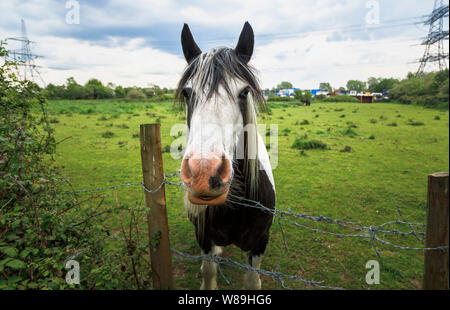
[42,69,449,109]
[43,77,174,100]
[270,69,449,108]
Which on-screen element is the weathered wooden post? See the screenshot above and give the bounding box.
[423,172,449,290]
[140,124,174,290]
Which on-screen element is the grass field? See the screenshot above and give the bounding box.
[45,99,449,290]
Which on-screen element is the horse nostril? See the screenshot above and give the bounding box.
[208,174,224,190]
[181,158,193,185]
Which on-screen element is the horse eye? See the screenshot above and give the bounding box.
[182,88,192,99]
[239,87,250,99]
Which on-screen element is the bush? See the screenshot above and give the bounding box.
[320,95,359,103]
[267,94,294,102]
[408,120,425,126]
[341,127,359,137]
[101,131,115,138]
[126,89,147,100]
[296,120,310,125]
[0,44,108,289]
[390,70,449,109]
[291,137,328,150]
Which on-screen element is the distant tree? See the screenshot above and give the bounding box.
[319,82,333,92]
[294,89,303,100]
[126,89,147,100]
[303,90,312,101]
[65,77,87,99]
[276,81,293,90]
[367,77,398,93]
[142,88,155,98]
[43,83,66,99]
[114,85,126,98]
[338,87,346,92]
[367,77,381,92]
[346,80,367,93]
[149,84,163,96]
[84,78,111,99]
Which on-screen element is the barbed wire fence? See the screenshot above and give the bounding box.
[66,169,449,290]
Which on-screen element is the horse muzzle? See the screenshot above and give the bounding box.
[181,152,232,206]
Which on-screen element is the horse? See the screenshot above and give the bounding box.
[176,22,276,290]
[301,98,311,106]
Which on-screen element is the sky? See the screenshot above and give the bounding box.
[0,0,448,89]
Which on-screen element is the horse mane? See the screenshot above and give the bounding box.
[175,47,265,111]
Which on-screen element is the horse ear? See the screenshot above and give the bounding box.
[181,23,202,63]
[235,22,254,63]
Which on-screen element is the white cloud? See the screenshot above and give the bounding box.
[33,35,186,88]
[253,33,423,89]
[0,0,446,89]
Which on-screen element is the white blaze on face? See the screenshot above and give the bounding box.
[184,81,246,164]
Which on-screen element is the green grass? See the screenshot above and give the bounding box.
[46,99,449,290]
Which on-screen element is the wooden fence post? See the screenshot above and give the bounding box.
[423,172,449,290]
[140,124,174,290]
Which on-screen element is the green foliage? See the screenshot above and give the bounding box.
[42,77,173,101]
[101,131,115,138]
[126,89,147,100]
[346,80,367,92]
[367,77,399,93]
[267,94,294,102]
[291,137,328,150]
[340,127,359,137]
[275,81,293,90]
[320,95,359,103]
[390,70,449,109]
[0,44,110,289]
[319,82,333,93]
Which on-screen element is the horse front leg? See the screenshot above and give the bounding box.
[200,245,222,290]
[244,253,263,290]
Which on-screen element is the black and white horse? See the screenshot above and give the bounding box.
[177,22,276,290]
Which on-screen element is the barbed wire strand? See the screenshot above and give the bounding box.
[70,170,448,290]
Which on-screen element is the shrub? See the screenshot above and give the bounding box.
[340,146,352,153]
[126,89,147,100]
[408,120,425,126]
[282,128,291,136]
[291,137,328,150]
[0,44,107,289]
[118,140,128,147]
[341,127,359,137]
[320,95,359,103]
[297,119,310,125]
[368,135,376,140]
[434,115,440,120]
[101,131,115,138]
[387,122,398,127]
[370,119,378,124]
